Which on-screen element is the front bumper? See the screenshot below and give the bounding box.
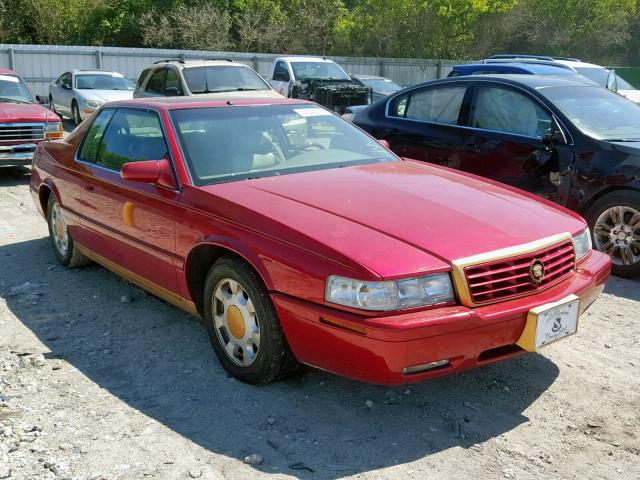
[0,143,37,166]
[274,250,611,384]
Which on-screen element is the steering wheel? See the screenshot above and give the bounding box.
[297,142,326,151]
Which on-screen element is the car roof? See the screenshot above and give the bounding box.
[277,56,336,64]
[105,96,313,110]
[351,74,393,80]
[484,56,606,71]
[71,69,123,75]
[434,74,599,90]
[152,59,244,68]
[455,63,575,75]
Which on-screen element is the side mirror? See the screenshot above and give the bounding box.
[35,95,47,105]
[542,129,566,148]
[606,69,618,92]
[377,139,390,149]
[165,86,180,97]
[120,158,176,189]
[61,84,71,90]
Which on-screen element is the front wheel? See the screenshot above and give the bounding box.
[72,101,81,126]
[49,95,58,116]
[203,257,299,384]
[586,191,640,278]
[46,195,90,268]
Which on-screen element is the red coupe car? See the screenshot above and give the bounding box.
[30,96,611,385]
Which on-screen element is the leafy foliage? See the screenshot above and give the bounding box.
[0,0,638,65]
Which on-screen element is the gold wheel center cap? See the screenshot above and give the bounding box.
[226,305,245,339]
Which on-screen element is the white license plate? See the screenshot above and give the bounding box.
[534,298,580,349]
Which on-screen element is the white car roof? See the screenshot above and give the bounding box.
[72,70,124,76]
[278,56,337,64]
[553,59,605,70]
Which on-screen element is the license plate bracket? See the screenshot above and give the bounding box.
[516,294,580,352]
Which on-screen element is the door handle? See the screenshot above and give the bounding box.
[84,184,94,193]
[464,143,481,153]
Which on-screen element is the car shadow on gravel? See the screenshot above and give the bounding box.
[1,237,563,479]
[604,275,640,302]
[0,166,31,186]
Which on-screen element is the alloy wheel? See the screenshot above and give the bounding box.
[212,278,261,367]
[593,205,640,266]
[50,202,69,257]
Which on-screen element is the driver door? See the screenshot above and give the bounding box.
[76,107,181,293]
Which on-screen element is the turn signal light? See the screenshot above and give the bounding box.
[45,122,64,140]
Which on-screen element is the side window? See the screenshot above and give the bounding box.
[273,61,290,82]
[61,73,72,88]
[145,69,166,95]
[137,68,151,88]
[78,108,116,163]
[164,69,183,96]
[470,85,552,138]
[96,109,168,171]
[390,86,466,125]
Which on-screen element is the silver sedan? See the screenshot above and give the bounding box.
[49,70,135,125]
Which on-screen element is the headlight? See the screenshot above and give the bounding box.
[84,100,104,109]
[44,121,63,139]
[325,273,454,311]
[572,228,592,261]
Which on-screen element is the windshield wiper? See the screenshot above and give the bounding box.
[203,87,263,93]
[0,97,31,104]
[603,138,640,142]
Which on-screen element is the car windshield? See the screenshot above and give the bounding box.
[171,104,397,185]
[75,74,135,90]
[542,86,640,141]
[0,74,34,104]
[183,66,270,94]
[361,78,402,93]
[291,62,350,81]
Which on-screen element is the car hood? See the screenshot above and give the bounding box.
[0,102,57,123]
[200,161,585,278]
[618,89,640,104]
[76,89,135,102]
[609,141,640,156]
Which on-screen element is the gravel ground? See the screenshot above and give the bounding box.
[1,166,639,480]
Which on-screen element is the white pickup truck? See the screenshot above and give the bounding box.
[268,56,370,113]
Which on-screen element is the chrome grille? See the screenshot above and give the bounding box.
[464,239,576,305]
[0,123,45,142]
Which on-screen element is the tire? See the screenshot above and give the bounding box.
[46,195,91,268]
[585,190,640,278]
[203,256,299,384]
[72,101,81,126]
[49,95,58,116]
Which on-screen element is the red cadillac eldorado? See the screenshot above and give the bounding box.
[30,96,611,385]
[0,69,63,166]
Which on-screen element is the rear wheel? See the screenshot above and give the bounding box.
[586,191,640,278]
[203,256,299,384]
[46,196,90,268]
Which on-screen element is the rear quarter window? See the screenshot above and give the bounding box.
[137,69,151,88]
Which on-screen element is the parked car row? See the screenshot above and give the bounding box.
[3,51,638,386]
